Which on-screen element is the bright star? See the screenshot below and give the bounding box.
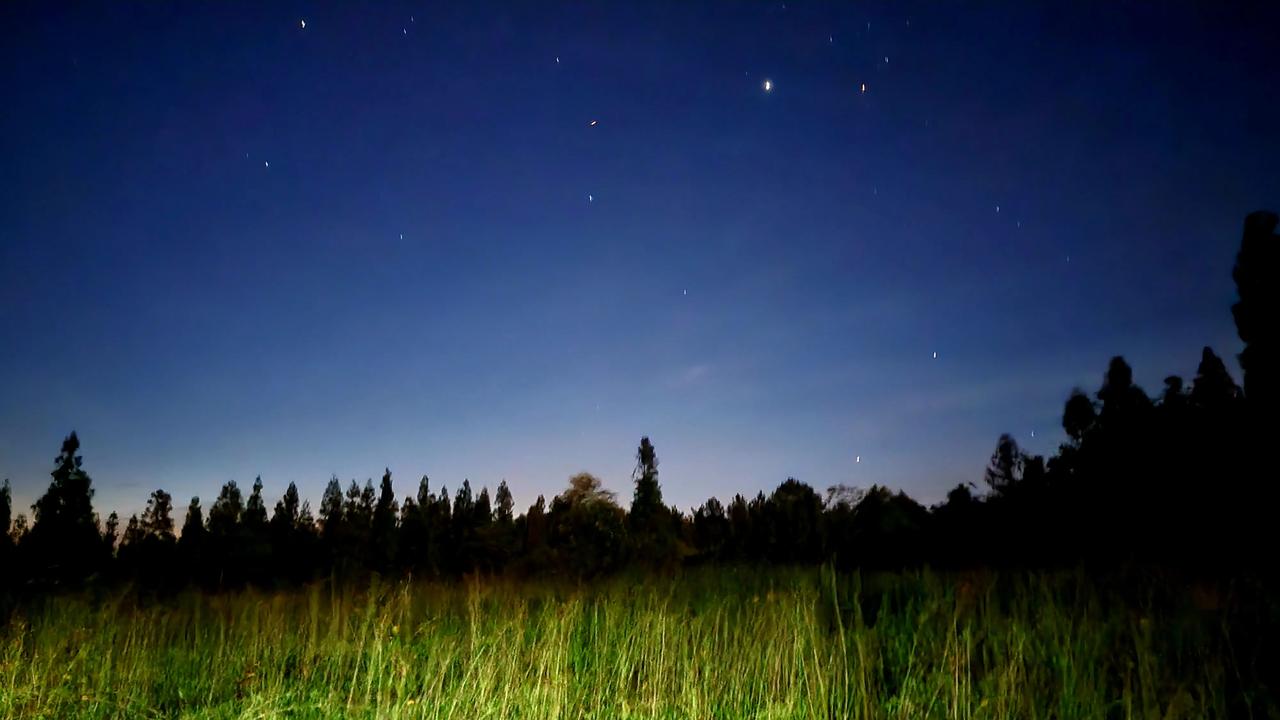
[860,83,867,93]
[299,19,306,29]
[588,194,594,203]
[933,351,938,359]
[589,120,598,127]
[763,79,773,92]
[856,455,861,463]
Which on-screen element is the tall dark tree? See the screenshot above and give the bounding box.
[101,511,120,556]
[396,475,433,574]
[179,497,205,546]
[692,496,730,561]
[270,482,314,582]
[243,476,268,533]
[628,436,675,565]
[763,478,824,563]
[494,481,514,526]
[549,473,626,577]
[983,434,1025,494]
[178,496,206,581]
[271,482,302,532]
[141,489,176,542]
[1190,346,1241,411]
[371,469,398,572]
[27,432,106,583]
[207,481,244,538]
[0,479,10,550]
[1062,389,1097,444]
[474,487,492,527]
[1232,210,1279,406]
[319,476,344,543]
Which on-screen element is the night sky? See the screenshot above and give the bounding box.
[2,2,1277,520]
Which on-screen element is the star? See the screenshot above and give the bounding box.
[588,194,594,203]
[263,161,269,168]
[996,205,1001,213]
[884,56,890,64]
[856,455,861,463]
[763,79,773,92]
[402,28,407,35]
[399,233,404,240]
[588,120,598,127]
[683,289,687,296]
[933,351,938,359]
[299,19,306,29]
[555,56,560,64]
[829,35,834,43]
[1031,430,1036,438]
[861,82,867,94]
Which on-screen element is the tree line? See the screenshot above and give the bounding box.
[1,211,1276,592]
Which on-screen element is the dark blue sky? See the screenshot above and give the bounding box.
[2,2,1277,520]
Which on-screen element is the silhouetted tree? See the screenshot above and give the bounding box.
[847,485,929,569]
[519,494,550,573]
[495,481,514,526]
[371,469,398,573]
[271,482,314,582]
[101,510,119,557]
[207,481,245,585]
[244,477,267,532]
[208,481,244,537]
[178,496,206,583]
[27,432,106,584]
[319,476,344,549]
[0,480,10,548]
[1063,389,1097,444]
[692,497,730,561]
[396,475,432,574]
[628,437,676,566]
[726,493,752,560]
[118,489,178,588]
[763,479,824,563]
[984,434,1024,495]
[1232,210,1279,406]
[549,473,626,577]
[0,480,12,584]
[8,514,28,547]
[1190,346,1241,411]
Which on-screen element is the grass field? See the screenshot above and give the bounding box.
[0,568,1264,719]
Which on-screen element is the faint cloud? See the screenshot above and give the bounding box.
[670,364,712,388]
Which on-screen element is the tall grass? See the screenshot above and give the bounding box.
[0,568,1251,719]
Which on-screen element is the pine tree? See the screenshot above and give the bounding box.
[28,432,106,583]
[628,436,674,565]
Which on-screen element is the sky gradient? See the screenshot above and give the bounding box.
[3,2,1278,520]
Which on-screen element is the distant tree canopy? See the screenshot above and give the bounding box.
[0,210,1274,590]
